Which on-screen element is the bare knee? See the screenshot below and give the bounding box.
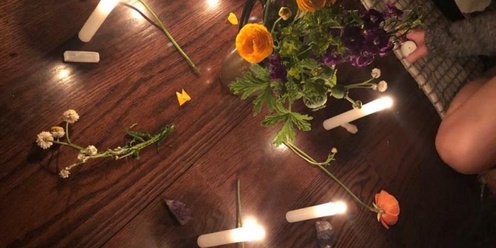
[435,125,480,175]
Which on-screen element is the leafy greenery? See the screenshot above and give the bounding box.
[230,1,421,145]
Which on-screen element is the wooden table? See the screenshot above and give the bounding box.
[1,0,495,247]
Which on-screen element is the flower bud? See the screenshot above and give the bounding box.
[279,7,292,20]
[51,126,65,138]
[330,85,346,99]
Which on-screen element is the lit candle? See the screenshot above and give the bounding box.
[78,0,120,42]
[286,201,347,223]
[323,97,393,131]
[197,218,265,247]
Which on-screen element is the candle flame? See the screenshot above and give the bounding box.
[230,218,266,242]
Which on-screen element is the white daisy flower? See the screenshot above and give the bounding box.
[50,126,65,138]
[77,153,88,162]
[377,80,388,92]
[85,145,98,156]
[59,169,70,178]
[371,68,381,79]
[36,131,54,149]
[63,109,79,124]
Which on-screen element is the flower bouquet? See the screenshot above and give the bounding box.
[229,0,421,145]
[228,0,421,228]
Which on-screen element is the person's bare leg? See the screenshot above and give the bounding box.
[436,72,496,174]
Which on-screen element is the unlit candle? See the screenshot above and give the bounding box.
[78,0,120,42]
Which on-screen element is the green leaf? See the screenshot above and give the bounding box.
[229,65,270,100]
[273,120,296,146]
[261,110,313,145]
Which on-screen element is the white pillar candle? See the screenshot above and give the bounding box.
[78,0,120,42]
[323,97,393,130]
[197,219,265,247]
[286,201,347,223]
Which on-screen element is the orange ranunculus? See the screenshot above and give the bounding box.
[374,190,400,229]
[235,23,274,64]
[296,0,327,12]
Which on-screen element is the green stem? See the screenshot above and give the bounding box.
[284,141,330,166]
[283,141,376,212]
[136,0,201,75]
[263,0,271,27]
[345,78,374,88]
[65,122,72,145]
[344,95,355,105]
[53,140,84,151]
[236,179,244,248]
[315,163,376,212]
[271,17,282,33]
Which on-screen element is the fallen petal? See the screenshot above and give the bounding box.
[228,12,238,25]
[176,89,191,106]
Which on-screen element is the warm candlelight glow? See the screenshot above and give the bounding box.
[197,218,265,247]
[230,218,265,242]
[57,67,71,80]
[78,0,120,42]
[323,96,393,130]
[129,1,146,20]
[286,201,347,223]
[206,0,220,8]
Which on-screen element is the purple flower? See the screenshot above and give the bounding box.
[342,26,364,53]
[363,28,392,55]
[361,9,385,30]
[383,2,403,18]
[321,45,342,66]
[349,51,375,67]
[269,54,287,82]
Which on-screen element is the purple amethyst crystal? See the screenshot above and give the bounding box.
[315,220,336,248]
[165,199,192,225]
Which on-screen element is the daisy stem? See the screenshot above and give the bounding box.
[283,141,376,212]
[53,140,84,151]
[284,141,331,166]
[345,78,374,88]
[136,0,201,75]
[315,164,377,212]
[65,122,72,145]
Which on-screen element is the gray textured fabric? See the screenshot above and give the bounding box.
[425,11,496,57]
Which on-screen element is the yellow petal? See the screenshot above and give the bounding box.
[176,89,191,106]
[228,12,238,25]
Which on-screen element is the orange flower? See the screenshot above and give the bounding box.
[296,0,327,12]
[373,190,400,229]
[235,23,274,64]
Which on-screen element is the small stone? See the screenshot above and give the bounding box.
[315,220,336,248]
[165,199,192,225]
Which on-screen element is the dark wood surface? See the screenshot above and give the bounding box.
[1,0,496,247]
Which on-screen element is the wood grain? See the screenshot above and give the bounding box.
[1,0,495,247]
